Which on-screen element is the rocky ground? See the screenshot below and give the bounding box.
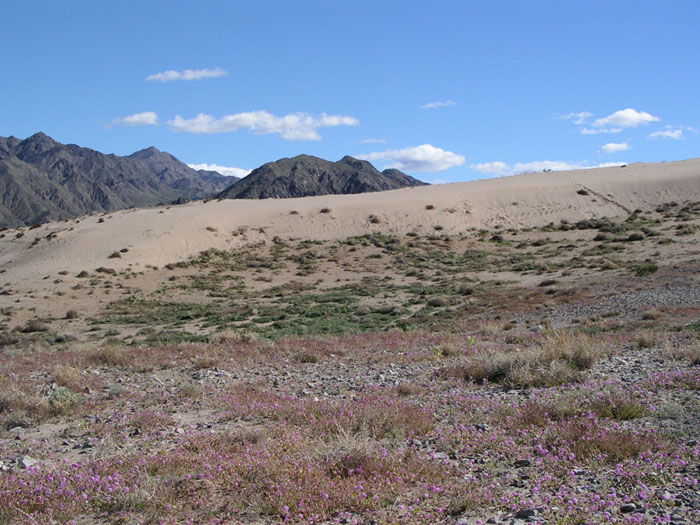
[0,202,699,523]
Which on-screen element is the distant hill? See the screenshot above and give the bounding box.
[0,133,235,227]
[218,154,426,199]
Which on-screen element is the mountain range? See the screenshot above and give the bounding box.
[0,133,426,228]
[218,154,426,199]
[0,133,233,227]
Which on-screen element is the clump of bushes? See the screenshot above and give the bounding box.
[442,331,604,388]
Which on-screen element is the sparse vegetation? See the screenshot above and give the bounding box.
[0,200,699,523]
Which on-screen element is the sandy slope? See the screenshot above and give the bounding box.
[1,158,699,288]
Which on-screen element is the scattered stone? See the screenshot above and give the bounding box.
[514,459,531,468]
[620,504,636,513]
[19,455,38,469]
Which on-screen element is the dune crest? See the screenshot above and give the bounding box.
[1,158,699,285]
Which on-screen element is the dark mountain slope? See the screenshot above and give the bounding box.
[218,154,426,199]
[0,133,234,227]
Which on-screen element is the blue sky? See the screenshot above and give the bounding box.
[2,1,699,183]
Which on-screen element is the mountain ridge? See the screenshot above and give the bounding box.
[0,133,234,227]
[218,154,426,199]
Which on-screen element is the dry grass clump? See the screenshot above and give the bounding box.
[0,384,83,427]
[444,330,604,388]
[192,354,221,369]
[394,382,421,397]
[476,319,506,336]
[662,339,700,365]
[209,328,259,345]
[19,319,48,333]
[296,351,319,364]
[85,345,131,368]
[642,308,661,320]
[51,364,83,390]
[635,331,661,349]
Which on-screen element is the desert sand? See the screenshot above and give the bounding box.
[1,158,699,288]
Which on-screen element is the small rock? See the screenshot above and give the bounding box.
[83,386,91,394]
[19,455,38,469]
[515,508,537,519]
[620,504,636,513]
[514,459,531,468]
[176,427,185,435]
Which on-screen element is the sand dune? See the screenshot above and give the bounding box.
[1,158,699,287]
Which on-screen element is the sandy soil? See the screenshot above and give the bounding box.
[1,158,699,289]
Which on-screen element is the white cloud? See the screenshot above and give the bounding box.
[111,111,159,127]
[580,127,623,135]
[593,108,660,128]
[357,144,465,172]
[647,126,685,140]
[145,67,228,82]
[187,163,251,178]
[470,161,509,176]
[168,111,358,141]
[600,142,630,154]
[470,160,626,177]
[359,138,387,144]
[559,112,593,125]
[420,100,456,109]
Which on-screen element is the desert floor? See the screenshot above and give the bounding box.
[1,162,699,523]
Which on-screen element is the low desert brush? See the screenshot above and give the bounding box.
[445,330,604,388]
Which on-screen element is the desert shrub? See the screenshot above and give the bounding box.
[626,232,645,242]
[47,387,83,416]
[21,319,47,333]
[0,331,18,346]
[634,262,658,276]
[427,296,449,307]
[444,330,602,388]
[76,270,90,278]
[108,251,121,259]
[368,215,381,224]
[320,207,332,214]
[662,340,700,365]
[576,189,589,196]
[455,283,474,295]
[85,346,130,367]
[65,309,79,319]
[296,351,319,364]
[395,382,420,397]
[192,354,221,369]
[641,309,660,320]
[51,365,82,390]
[425,204,435,210]
[0,388,48,422]
[209,328,258,345]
